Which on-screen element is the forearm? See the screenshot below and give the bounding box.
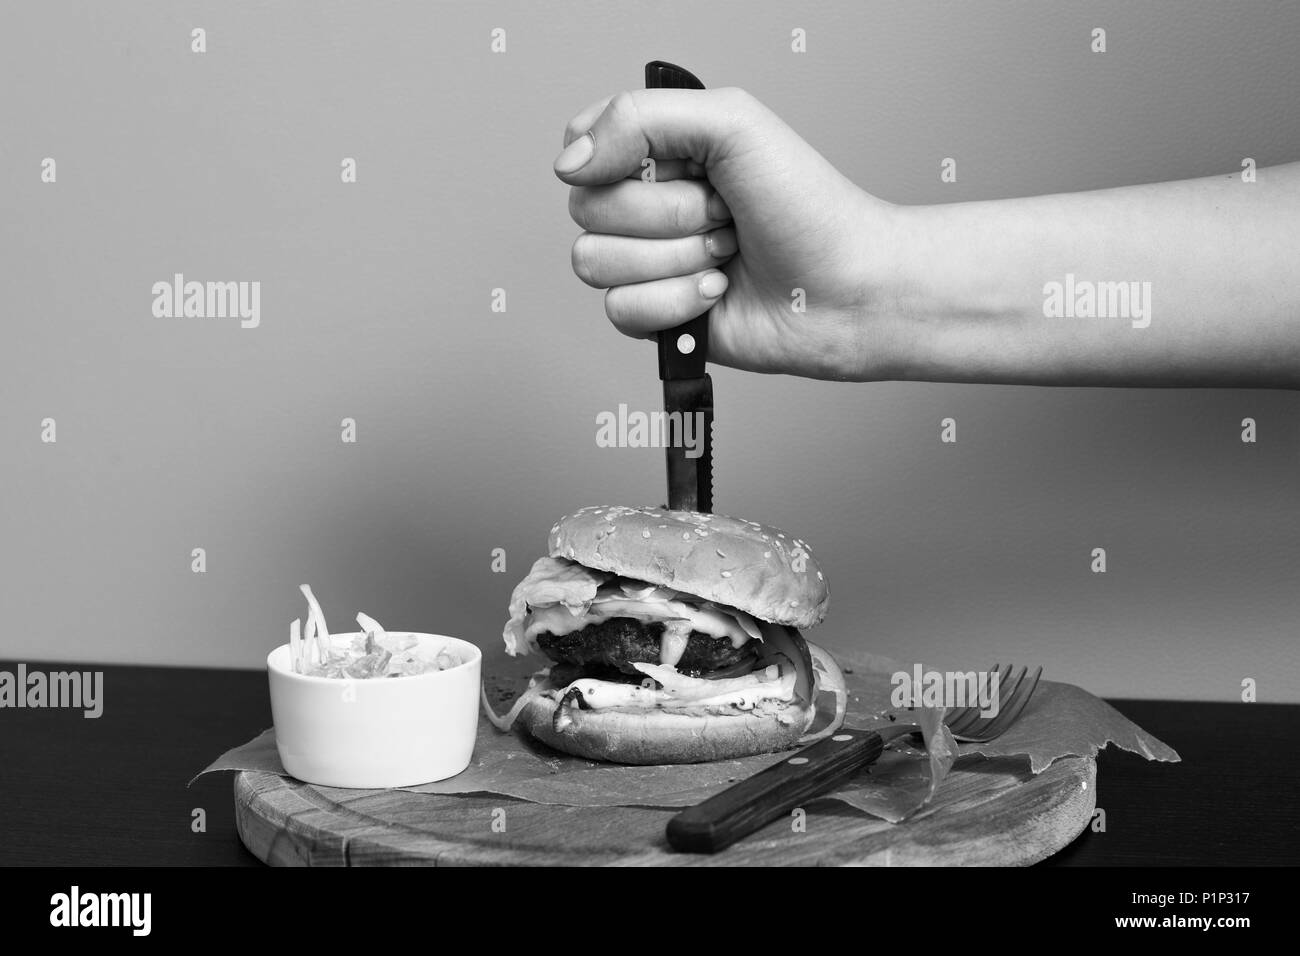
[880,163,1300,387]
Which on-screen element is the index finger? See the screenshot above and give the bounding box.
[554,87,749,186]
[563,95,615,148]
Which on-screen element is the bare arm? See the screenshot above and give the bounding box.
[883,163,1300,387]
[556,88,1300,389]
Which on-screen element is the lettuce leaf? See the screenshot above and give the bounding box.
[502,557,611,655]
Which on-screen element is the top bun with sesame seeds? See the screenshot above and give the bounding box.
[547,505,829,629]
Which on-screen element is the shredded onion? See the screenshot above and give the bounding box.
[356,611,385,639]
[617,581,661,600]
[299,584,331,665]
[303,614,317,668]
[702,602,764,644]
[802,665,821,734]
[631,659,794,702]
[481,672,552,732]
[797,643,849,745]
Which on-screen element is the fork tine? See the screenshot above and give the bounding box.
[972,665,1042,741]
[972,664,1034,737]
[940,664,991,734]
[998,663,1027,712]
[944,664,1004,736]
[954,664,1021,739]
[996,665,1042,728]
[943,706,981,736]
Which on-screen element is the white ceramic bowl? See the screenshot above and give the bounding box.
[267,632,481,788]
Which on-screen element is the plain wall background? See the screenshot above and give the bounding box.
[3,1,1298,701]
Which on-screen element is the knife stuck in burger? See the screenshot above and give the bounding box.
[482,505,848,764]
[483,60,845,765]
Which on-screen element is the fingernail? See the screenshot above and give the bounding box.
[698,270,728,299]
[555,131,595,175]
[706,191,731,222]
[704,229,737,259]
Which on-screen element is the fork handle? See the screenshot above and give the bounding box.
[666,728,889,854]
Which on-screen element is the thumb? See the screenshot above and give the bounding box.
[553,88,747,185]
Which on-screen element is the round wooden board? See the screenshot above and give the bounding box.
[234,754,1096,866]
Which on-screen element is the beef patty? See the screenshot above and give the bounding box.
[537,617,759,678]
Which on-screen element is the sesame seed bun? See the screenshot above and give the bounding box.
[546,505,829,629]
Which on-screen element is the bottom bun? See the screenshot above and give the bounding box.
[517,694,810,765]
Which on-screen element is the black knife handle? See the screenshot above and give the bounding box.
[645,60,704,92]
[666,728,886,854]
[646,61,711,382]
[658,316,709,380]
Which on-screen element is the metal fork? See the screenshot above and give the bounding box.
[943,662,1043,742]
[666,663,1043,853]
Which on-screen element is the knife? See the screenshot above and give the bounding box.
[645,60,714,514]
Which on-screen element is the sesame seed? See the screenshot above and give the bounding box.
[763,551,771,558]
[642,529,651,538]
[721,570,732,578]
[715,549,726,558]
[817,571,823,580]
[567,546,575,557]
[682,532,691,540]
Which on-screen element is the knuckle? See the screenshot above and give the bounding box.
[713,86,761,135]
[607,89,640,122]
[667,199,686,236]
[686,233,710,270]
[604,287,632,329]
[669,192,697,235]
[563,118,587,146]
[567,187,590,229]
[570,234,602,288]
[716,86,756,110]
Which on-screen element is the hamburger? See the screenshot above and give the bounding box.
[483,505,847,764]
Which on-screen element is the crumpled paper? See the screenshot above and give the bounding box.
[196,650,1178,823]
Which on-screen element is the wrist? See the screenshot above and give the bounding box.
[868,199,1031,383]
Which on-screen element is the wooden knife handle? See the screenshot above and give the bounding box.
[666,728,885,854]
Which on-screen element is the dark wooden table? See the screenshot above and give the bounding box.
[0,661,1295,866]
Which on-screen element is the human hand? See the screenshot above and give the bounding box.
[554,87,905,381]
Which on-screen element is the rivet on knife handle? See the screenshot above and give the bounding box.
[657,315,709,381]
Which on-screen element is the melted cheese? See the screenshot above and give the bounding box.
[659,620,692,667]
[523,591,755,649]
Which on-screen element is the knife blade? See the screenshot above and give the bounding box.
[645,60,714,514]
